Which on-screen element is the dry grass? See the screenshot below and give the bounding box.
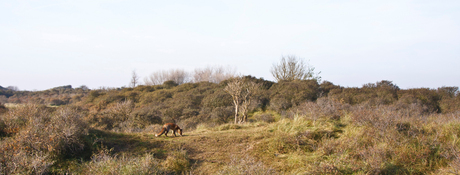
[218,155,276,175]
[248,100,460,174]
[82,148,163,174]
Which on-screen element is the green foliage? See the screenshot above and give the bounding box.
[163,80,179,88]
[328,80,399,105]
[438,86,460,114]
[201,89,232,108]
[0,87,14,98]
[269,80,320,111]
[319,80,341,97]
[162,147,191,173]
[398,88,441,113]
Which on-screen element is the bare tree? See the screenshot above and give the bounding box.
[270,55,321,82]
[224,77,244,124]
[193,66,213,83]
[144,69,190,85]
[168,69,189,85]
[224,77,260,124]
[144,70,168,85]
[7,86,19,91]
[192,65,236,83]
[239,81,260,123]
[130,70,140,88]
[144,66,235,86]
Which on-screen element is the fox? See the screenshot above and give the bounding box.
[155,123,183,137]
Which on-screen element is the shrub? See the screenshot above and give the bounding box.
[327,80,399,106]
[89,100,157,132]
[201,90,232,108]
[291,97,350,121]
[162,144,191,173]
[88,90,103,102]
[438,86,460,113]
[269,80,320,111]
[319,80,341,97]
[252,111,278,123]
[139,89,172,104]
[129,106,163,126]
[398,88,441,113]
[209,106,233,124]
[0,104,88,174]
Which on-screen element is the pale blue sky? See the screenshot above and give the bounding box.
[1,1,459,90]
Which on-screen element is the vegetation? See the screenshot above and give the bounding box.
[1,63,460,174]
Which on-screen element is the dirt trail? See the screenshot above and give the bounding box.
[168,127,263,173]
[96,126,266,173]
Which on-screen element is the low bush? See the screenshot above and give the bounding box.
[0,104,88,174]
[290,97,350,121]
[214,123,242,131]
[0,103,7,114]
[252,111,278,123]
[162,143,191,174]
[268,80,320,112]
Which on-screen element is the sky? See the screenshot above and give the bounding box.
[1,0,459,91]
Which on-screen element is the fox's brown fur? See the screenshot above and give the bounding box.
[155,123,183,137]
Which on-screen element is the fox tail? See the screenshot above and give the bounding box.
[155,128,166,137]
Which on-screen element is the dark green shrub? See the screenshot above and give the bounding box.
[139,89,173,104]
[242,75,275,90]
[121,91,139,103]
[163,80,178,88]
[50,98,66,106]
[328,80,399,106]
[0,103,6,114]
[253,112,276,123]
[201,90,232,108]
[130,106,163,126]
[133,85,156,92]
[438,86,460,113]
[88,90,103,102]
[269,80,320,111]
[209,106,234,124]
[319,81,341,97]
[398,88,441,113]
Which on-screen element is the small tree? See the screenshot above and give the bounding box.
[224,77,260,124]
[239,81,260,123]
[224,78,243,124]
[144,69,189,85]
[270,55,321,82]
[192,65,236,83]
[130,70,140,88]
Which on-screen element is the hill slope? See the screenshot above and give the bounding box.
[74,108,460,174]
